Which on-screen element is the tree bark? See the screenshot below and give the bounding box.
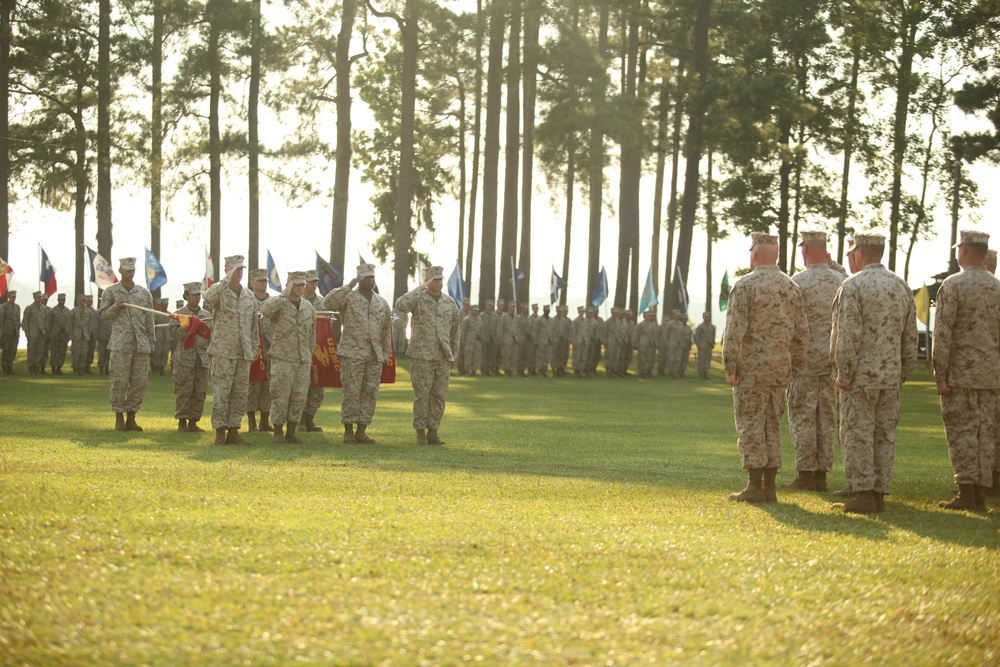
[97,0,113,295]
[478,0,505,305]
[614,0,640,311]
[464,0,483,299]
[0,0,12,263]
[150,0,163,295]
[499,0,520,303]
[208,0,222,282]
[331,0,357,285]
[662,60,683,321]
[518,0,539,301]
[392,0,418,301]
[836,45,860,263]
[248,0,261,272]
[888,14,918,272]
[586,1,609,304]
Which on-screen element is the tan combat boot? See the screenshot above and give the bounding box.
[115,413,126,432]
[273,423,286,444]
[729,469,766,503]
[258,412,274,432]
[125,411,143,432]
[938,484,977,511]
[354,424,376,445]
[303,413,323,432]
[285,422,304,445]
[187,419,204,432]
[343,424,356,444]
[416,429,428,445]
[781,470,815,491]
[831,485,854,498]
[762,468,778,502]
[214,428,227,445]
[974,486,989,512]
[178,418,188,431]
[226,428,250,445]
[814,471,828,492]
[992,471,1000,497]
[246,412,258,432]
[873,491,886,513]
[426,429,445,445]
[833,490,877,514]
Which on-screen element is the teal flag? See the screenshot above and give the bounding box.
[719,271,730,312]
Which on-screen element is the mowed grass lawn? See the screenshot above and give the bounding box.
[2,351,999,666]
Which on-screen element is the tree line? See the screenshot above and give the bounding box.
[1,0,998,311]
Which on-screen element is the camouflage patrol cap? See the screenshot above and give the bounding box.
[750,232,779,249]
[847,232,885,253]
[57,293,66,299]
[6,290,15,297]
[424,265,444,281]
[77,293,87,301]
[953,229,989,248]
[987,249,997,261]
[175,300,185,309]
[497,299,506,306]
[471,303,480,311]
[224,255,247,271]
[556,304,568,312]
[644,309,656,318]
[119,257,137,271]
[183,282,202,295]
[160,298,170,305]
[798,230,827,246]
[357,263,376,278]
[32,290,42,297]
[288,271,308,285]
[304,269,319,283]
[249,268,268,282]
[486,300,494,307]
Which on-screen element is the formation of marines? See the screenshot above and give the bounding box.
[5,232,998,516]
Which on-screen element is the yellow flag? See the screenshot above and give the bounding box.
[914,284,930,326]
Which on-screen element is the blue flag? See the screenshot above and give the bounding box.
[39,246,57,296]
[550,266,566,305]
[145,248,167,292]
[639,267,659,314]
[266,250,281,292]
[591,266,608,307]
[316,252,342,295]
[447,260,466,306]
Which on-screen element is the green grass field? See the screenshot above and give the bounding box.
[2,351,999,665]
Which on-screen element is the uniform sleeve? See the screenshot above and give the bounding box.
[394,287,422,314]
[901,289,919,381]
[789,288,809,378]
[322,285,352,312]
[834,284,862,386]
[450,305,461,356]
[381,304,394,361]
[721,283,748,377]
[202,278,228,309]
[259,295,283,320]
[145,310,156,345]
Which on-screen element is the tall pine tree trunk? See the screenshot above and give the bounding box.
[672,0,710,312]
[499,0,520,302]
[888,16,918,272]
[392,0,418,300]
[662,60,683,321]
[248,0,261,271]
[151,0,163,295]
[208,0,222,282]
[586,1,609,303]
[332,0,357,284]
[650,75,670,307]
[74,84,88,299]
[464,0,483,298]
[561,144,575,307]
[836,46,860,263]
[518,0,539,299]
[457,80,468,281]
[0,0,11,263]
[478,0,504,305]
[615,0,640,311]
[96,0,113,296]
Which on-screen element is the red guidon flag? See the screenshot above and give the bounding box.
[169,312,211,350]
[380,338,396,384]
[311,316,342,388]
[249,320,267,382]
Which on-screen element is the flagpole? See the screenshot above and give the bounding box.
[510,256,517,304]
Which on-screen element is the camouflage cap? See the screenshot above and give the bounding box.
[497,299,506,307]
[288,271,308,285]
[798,230,827,246]
[160,298,170,305]
[119,257,137,271]
[988,249,997,261]
[175,300,185,309]
[750,232,779,249]
[357,263,376,278]
[32,290,41,297]
[471,303,480,311]
[77,293,87,301]
[183,281,203,295]
[249,268,268,282]
[485,300,495,306]
[953,229,990,248]
[6,290,15,297]
[556,304,569,312]
[424,265,444,281]
[304,269,319,282]
[847,232,885,253]
[57,293,66,299]
[224,255,246,271]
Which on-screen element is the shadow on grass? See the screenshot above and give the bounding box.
[877,501,1000,550]
[759,500,894,540]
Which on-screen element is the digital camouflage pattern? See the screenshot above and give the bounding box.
[100,283,156,413]
[260,294,316,426]
[170,305,211,421]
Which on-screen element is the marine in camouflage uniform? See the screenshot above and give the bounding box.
[22,291,48,374]
[204,255,258,445]
[524,304,539,375]
[550,305,571,377]
[498,302,520,376]
[395,265,461,445]
[693,312,716,380]
[95,299,111,375]
[170,282,211,432]
[517,304,532,376]
[988,248,1000,496]
[632,310,658,379]
[461,304,483,376]
[70,294,93,374]
[246,269,274,433]
[0,290,19,374]
[457,298,470,374]
[664,311,693,379]
[46,293,71,374]
[261,271,316,445]
[831,233,918,513]
[302,270,328,432]
[783,231,845,492]
[323,263,392,444]
[478,301,497,376]
[100,258,156,431]
[722,232,808,503]
[602,308,621,377]
[533,305,552,377]
[151,298,172,375]
[932,230,1000,511]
